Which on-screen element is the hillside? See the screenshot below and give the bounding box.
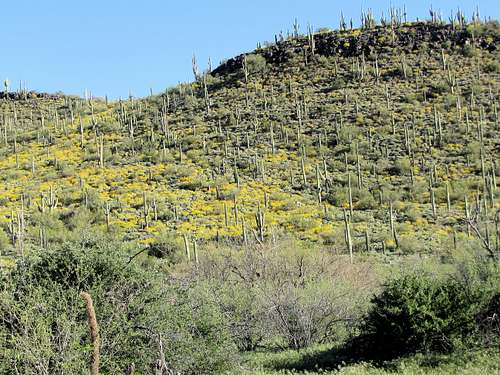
[0,15,499,375]
[0,20,498,259]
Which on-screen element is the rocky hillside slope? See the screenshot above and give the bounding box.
[0,19,498,260]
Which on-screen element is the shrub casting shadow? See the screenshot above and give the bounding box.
[266,334,451,372]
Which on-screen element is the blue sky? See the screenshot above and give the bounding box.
[2,1,498,99]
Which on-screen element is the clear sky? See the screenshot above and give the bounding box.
[1,0,498,99]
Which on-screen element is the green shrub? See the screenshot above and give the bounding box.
[0,239,238,375]
[354,188,378,210]
[198,243,377,351]
[245,54,267,75]
[0,228,11,254]
[332,77,346,90]
[461,45,477,57]
[148,230,184,262]
[216,283,268,351]
[394,157,411,175]
[397,235,426,254]
[325,187,347,207]
[361,265,497,358]
[484,61,500,73]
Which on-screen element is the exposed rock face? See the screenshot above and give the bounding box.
[213,23,497,76]
[0,91,61,101]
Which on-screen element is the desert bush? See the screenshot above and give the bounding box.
[262,247,376,349]
[428,81,450,97]
[0,228,11,254]
[196,242,378,351]
[245,54,267,75]
[148,230,184,262]
[143,281,239,374]
[461,44,477,57]
[354,188,378,210]
[484,61,500,73]
[289,216,317,231]
[216,282,268,351]
[467,20,500,39]
[29,211,68,244]
[64,207,96,232]
[332,77,346,90]
[397,235,426,254]
[394,157,411,175]
[81,188,103,212]
[325,186,347,207]
[0,238,238,375]
[361,258,498,358]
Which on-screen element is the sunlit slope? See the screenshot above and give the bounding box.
[0,21,498,255]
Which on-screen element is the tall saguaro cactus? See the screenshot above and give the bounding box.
[255,203,265,242]
[343,209,353,264]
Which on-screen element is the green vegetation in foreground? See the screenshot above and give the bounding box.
[0,236,498,374]
[238,346,500,374]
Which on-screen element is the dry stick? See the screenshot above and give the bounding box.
[154,333,176,375]
[80,292,100,375]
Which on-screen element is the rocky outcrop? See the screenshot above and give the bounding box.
[0,91,62,101]
[213,22,497,76]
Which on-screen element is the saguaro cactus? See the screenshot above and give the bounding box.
[183,234,191,262]
[242,54,249,84]
[301,156,307,185]
[104,201,111,231]
[343,209,353,263]
[142,192,150,228]
[192,54,200,81]
[365,229,370,252]
[389,202,399,247]
[348,173,354,216]
[192,239,199,264]
[255,203,265,242]
[242,217,248,245]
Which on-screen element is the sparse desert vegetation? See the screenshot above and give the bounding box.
[0,7,498,375]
